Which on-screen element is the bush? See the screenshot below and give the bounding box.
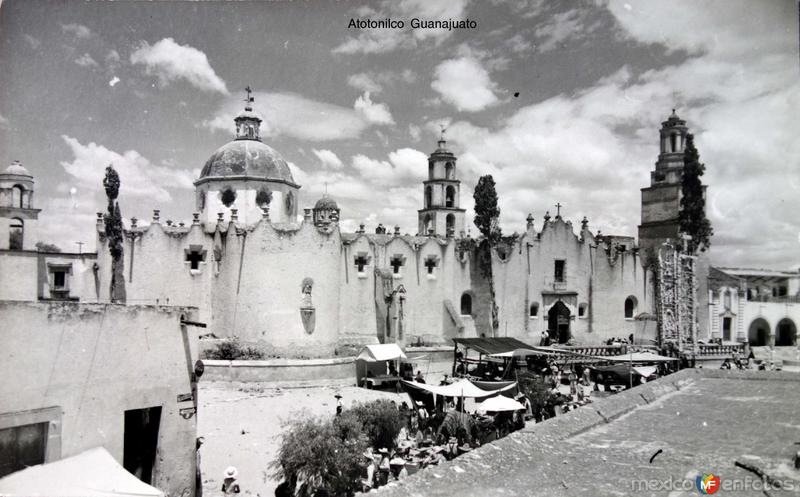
[342,399,403,450]
[272,416,367,497]
[202,339,265,360]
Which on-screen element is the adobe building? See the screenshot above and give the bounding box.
[0,301,201,496]
[79,97,689,357]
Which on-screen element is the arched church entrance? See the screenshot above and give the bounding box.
[548,301,571,344]
[747,318,770,346]
[776,318,797,346]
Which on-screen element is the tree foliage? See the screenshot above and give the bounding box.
[271,415,368,497]
[342,399,403,450]
[473,175,501,243]
[35,242,62,253]
[103,165,126,302]
[473,175,501,334]
[678,134,713,253]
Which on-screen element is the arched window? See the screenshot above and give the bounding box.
[428,161,434,180]
[423,214,433,234]
[460,292,472,315]
[624,296,637,319]
[670,133,677,153]
[9,218,23,250]
[529,302,539,318]
[445,162,454,179]
[445,214,455,235]
[425,186,432,208]
[12,185,24,208]
[445,185,455,207]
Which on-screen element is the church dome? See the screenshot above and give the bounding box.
[198,139,296,184]
[314,195,339,211]
[4,161,31,177]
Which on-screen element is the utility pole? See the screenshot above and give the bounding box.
[75,241,84,255]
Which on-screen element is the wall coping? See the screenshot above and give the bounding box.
[203,356,356,368]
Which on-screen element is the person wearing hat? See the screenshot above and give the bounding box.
[361,450,377,492]
[377,448,391,486]
[334,394,343,416]
[221,466,240,496]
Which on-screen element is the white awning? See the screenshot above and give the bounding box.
[356,343,407,362]
[633,366,658,378]
[489,348,557,358]
[478,395,525,412]
[0,446,165,497]
[402,379,516,399]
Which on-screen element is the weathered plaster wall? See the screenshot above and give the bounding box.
[0,251,37,301]
[492,219,653,345]
[0,301,199,497]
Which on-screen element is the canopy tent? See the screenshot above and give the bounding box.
[402,379,516,399]
[478,395,525,413]
[356,343,407,362]
[632,366,658,378]
[489,348,558,358]
[594,351,678,363]
[452,337,536,356]
[0,447,165,497]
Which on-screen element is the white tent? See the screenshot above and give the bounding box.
[478,395,525,412]
[402,379,516,399]
[596,351,678,363]
[0,446,165,497]
[356,343,407,362]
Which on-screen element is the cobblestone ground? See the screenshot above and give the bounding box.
[377,373,800,497]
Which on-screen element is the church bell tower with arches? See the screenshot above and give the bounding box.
[417,130,465,237]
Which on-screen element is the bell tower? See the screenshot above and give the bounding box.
[638,110,692,263]
[417,129,465,237]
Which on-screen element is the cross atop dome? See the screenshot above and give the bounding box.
[244,86,255,111]
[234,86,262,141]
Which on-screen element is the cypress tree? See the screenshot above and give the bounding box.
[679,134,713,254]
[473,175,501,334]
[103,165,126,303]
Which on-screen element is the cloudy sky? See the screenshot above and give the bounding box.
[0,0,797,269]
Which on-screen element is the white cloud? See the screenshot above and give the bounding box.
[61,23,92,39]
[408,124,422,142]
[431,57,499,112]
[347,70,418,93]
[354,92,395,125]
[59,135,195,202]
[312,149,344,170]
[203,91,368,141]
[351,148,426,186]
[532,9,592,52]
[0,114,8,130]
[130,38,228,94]
[333,0,470,54]
[74,53,98,68]
[506,34,532,53]
[348,73,382,93]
